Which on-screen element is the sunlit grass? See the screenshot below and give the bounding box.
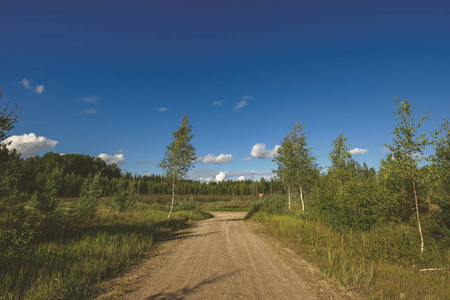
[249,211,449,299]
[0,204,211,300]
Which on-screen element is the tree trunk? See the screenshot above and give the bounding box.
[409,128,424,254]
[168,179,175,219]
[412,173,424,254]
[411,163,424,254]
[299,183,305,212]
[288,185,291,211]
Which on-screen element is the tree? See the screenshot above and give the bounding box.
[384,97,434,254]
[328,134,354,193]
[33,167,63,219]
[114,176,136,212]
[432,119,450,234]
[76,172,102,219]
[0,89,19,144]
[274,122,318,211]
[158,114,197,219]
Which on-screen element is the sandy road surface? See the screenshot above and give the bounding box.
[98,212,355,300]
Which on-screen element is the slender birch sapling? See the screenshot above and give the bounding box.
[385,97,434,254]
[158,114,197,219]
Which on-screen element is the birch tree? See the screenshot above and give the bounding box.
[385,97,434,254]
[273,122,317,211]
[158,114,197,219]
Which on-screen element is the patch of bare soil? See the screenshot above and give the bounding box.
[96,212,358,300]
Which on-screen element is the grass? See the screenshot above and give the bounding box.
[0,203,211,300]
[135,195,252,212]
[248,211,449,299]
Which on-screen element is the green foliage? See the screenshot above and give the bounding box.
[33,168,63,219]
[246,194,288,216]
[114,177,136,212]
[0,89,19,143]
[76,173,103,219]
[158,114,197,183]
[158,114,197,218]
[174,198,202,212]
[328,133,354,191]
[0,189,35,264]
[273,122,318,210]
[311,136,378,230]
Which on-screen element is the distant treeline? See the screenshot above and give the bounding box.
[0,149,280,198]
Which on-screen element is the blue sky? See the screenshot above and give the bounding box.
[1,0,449,181]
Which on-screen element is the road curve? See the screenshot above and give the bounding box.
[125,211,315,300]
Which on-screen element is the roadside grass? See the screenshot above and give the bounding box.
[248,211,449,299]
[0,203,211,300]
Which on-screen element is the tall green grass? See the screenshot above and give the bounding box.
[249,211,449,299]
[0,205,211,300]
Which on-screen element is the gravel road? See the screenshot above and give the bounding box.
[98,211,355,300]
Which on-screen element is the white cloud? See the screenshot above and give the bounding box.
[35,85,45,94]
[381,147,390,153]
[98,153,125,166]
[197,154,233,164]
[244,157,252,161]
[251,143,280,159]
[349,148,368,155]
[234,96,255,111]
[215,171,227,182]
[80,108,97,115]
[4,133,58,158]
[81,96,99,104]
[213,100,224,106]
[20,78,31,89]
[237,176,246,181]
[142,172,152,176]
[116,149,124,154]
[157,107,168,112]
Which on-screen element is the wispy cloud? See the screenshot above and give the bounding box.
[234,96,255,112]
[251,143,280,159]
[197,154,233,164]
[81,96,99,104]
[157,107,168,112]
[20,78,45,94]
[4,133,58,158]
[80,108,97,115]
[244,157,252,161]
[79,95,99,114]
[349,148,368,155]
[213,100,224,106]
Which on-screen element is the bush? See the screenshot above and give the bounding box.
[175,198,202,212]
[76,173,102,219]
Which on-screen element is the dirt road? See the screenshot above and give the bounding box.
[98,212,354,300]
